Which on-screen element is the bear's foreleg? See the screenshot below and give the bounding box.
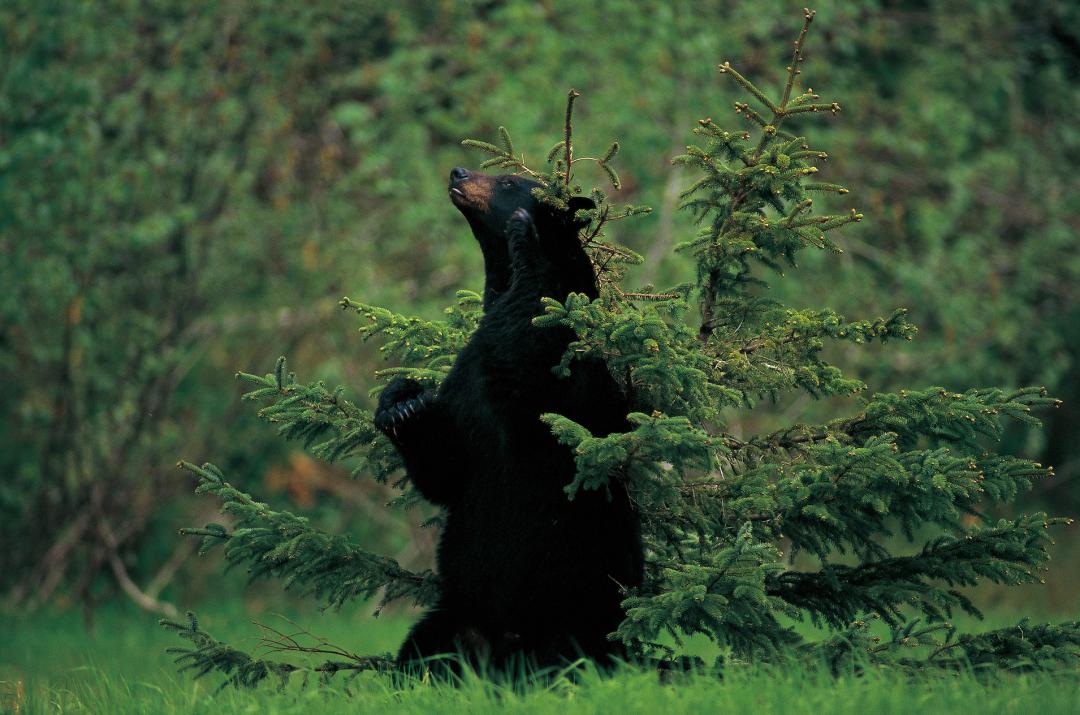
[505,208,562,298]
[374,376,466,507]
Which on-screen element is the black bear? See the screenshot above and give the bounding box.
[374,167,643,674]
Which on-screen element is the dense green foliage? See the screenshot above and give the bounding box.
[1,0,457,608]
[152,10,1079,686]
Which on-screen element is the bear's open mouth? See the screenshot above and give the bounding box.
[449,187,469,210]
[449,184,489,212]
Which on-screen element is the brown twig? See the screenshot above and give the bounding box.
[253,616,376,668]
[563,89,580,188]
[257,625,358,660]
[618,290,683,301]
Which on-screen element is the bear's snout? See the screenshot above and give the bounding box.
[449,168,492,212]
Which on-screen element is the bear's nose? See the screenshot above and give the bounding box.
[449,167,470,184]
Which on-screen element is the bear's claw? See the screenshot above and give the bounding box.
[374,394,430,431]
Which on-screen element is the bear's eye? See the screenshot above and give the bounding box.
[500,179,514,188]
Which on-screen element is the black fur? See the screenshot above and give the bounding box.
[375,169,643,674]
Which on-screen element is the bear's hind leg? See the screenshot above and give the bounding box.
[397,608,490,678]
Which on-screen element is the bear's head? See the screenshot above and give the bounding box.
[448,167,596,306]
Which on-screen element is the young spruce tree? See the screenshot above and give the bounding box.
[164,9,1079,686]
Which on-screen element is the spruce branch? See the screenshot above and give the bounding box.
[779,9,816,112]
[177,461,438,611]
[693,9,850,344]
[460,133,543,178]
[160,612,394,690]
[932,619,1080,672]
[768,514,1068,628]
[718,63,780,116]
[800,616,1080,674]
[161,611,295,690]
[615,523,790,656]
[341,291,481,375]
[235,358,396,481]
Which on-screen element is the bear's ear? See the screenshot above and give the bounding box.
[568,196,596,213]
[567,196,596,226]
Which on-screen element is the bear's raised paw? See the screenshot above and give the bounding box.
[374,377,433,438]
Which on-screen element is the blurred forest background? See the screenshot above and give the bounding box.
[2,0,1078,633]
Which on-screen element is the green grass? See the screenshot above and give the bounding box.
[3,605,1078,714]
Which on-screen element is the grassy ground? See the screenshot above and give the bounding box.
[2,603,1079,714]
